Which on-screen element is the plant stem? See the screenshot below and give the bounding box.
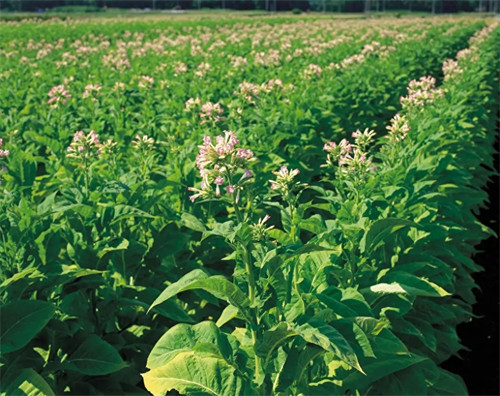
[83,157,89,199]
[230,174,262,385]
[241,241,261,382]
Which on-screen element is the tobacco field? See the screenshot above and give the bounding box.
[0,13,499,396]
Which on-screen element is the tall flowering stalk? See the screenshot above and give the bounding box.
[323,128,376,192]
[189,130,255,215]
[386,113,410,143]
[269,166,303,221]
[132,134,157,181]
[66,130,102,198]
[189,131,261,378]
[82,84,102,101]
[380,113,411,166]
[268,165,303,270]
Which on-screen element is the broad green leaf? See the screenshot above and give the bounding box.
[255,323,297,368]
[216,305,239,327]
[430,368,468,395]
[148,269,209,313]
[110,204,156,224]
[361,218,418,253]
[147,321,233,369]
[149,271,252,323]
[342,354,429,390]
[0,300,55,354]
[202,221,236,242]
[0,268,41,292]
[371,328,409,356]
[287,244,342,259]
[181,212,206,232]
[142,351,250,396]
[274,343,323,392]
[299,215,326,234]
[368,272,450,297]
[295,321,363,373]
[37,192,57,215]
[384,271,451,297]
[351,322,376,358]
[97,238,129,258]
[373,362,429,395]
[65,334,126,375]
[284,290,305,322]
[369,283,408,294]
[3,369,55,396]
[267,228,294,245]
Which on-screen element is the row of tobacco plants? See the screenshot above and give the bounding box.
[1,16,499,395]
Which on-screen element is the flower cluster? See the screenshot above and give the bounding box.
[250,215,274,241]
[132,134,156,151]
[66,130,101,160]
[48,84,71,105]
[360,41,396,58]
[195,62,211,77]
[174,61,187,75]
[235,81,261,104]
[0,138,9,185]
[102,50,130,70]
[386,114,410,143]
[323,128,376,177]
[229,55,248,69]
[188,131,255,202]
[82,84,102,101]
[323,139,351,168]
[0,138,9,159]
[200,101,225,124]
[253,49,281,67]
[138,75,154,89]
[456,48,472,61]
[269,166,301,197]
[341,54,365,68]
[185,97,201,111]
[303,64,322,79]
[99,138,118,156]
[351,128,376,151]
[113,81,126,91]
[442,59,463,81]
[400,76,444,109]
[234,79,285,104]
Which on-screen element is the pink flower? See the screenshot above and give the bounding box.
[214,176,224,185]
[89,130,99,144]
[48,84,71,105]
[138,75,154,89]
[73,130,85,142]
[323,141,336,151]
[237,148,253,159]
[226,185,235,194]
